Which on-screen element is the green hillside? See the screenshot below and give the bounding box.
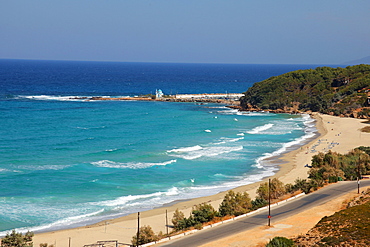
[240,64,370,118]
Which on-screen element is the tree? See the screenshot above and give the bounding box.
[294,178,312,194]
[251,197,268,210]
[269,178,286,199]
[257,178,286,201]
[131,225,159,246]
[191,203,218,224]
[171,209,185,230]
[0,230,34,247]
[219,190,252,216]
[240,64,370,116]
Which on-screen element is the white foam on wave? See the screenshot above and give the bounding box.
[302,113,316,128]
[214,137,244,145]
[0,168,21,173]
[18,95,85,101]
[168,145,243,160]
[247,123,274,134]
[91,159,177,169]
[189,168,277,194]
[12,164,71,171]
[237,111,272,116]
[167,145,203,153]
[253,114,317,169]
[217,108,239,115]
[94,187,180,208]
[254,133,315,169]
[264,122,302,135]
[0,208,106,236]
[213,173,244,179]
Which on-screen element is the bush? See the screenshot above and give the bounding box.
[1,230,34,247]
[131,225,159,246]
[39,244,54,247]
[310,149,370,181]
[284,183,296,194]
[257,178,286,200]
[219,190,252,217]
[192,203,218,224]
[172,209,185,231]
[251,197,268,210]
[171,203,218,231]
[294,178,314,194]
[266,236,296,247]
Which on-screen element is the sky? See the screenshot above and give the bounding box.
[1,0,370,64]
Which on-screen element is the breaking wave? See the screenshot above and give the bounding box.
[247,123,274,134]
[91,159,177,169]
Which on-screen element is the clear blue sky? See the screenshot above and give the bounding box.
[1,0,369,64]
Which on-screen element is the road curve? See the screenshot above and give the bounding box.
[157,180,370,247]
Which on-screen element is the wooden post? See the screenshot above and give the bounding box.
[166,209,169,235]
[136,212,140,247]
[357,177,360,194]
[69,237,71,247]
[268,178,271,226]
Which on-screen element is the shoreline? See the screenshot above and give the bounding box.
[22,114,370,246]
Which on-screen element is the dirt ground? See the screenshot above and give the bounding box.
[200,186,370,247]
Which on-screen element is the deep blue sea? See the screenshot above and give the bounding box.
[0,60,336,234]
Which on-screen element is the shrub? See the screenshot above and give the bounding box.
[131,225,159,246]
[266,236,296,247]
[172,209,185,231]
[192,203,218,224]
[219,190,252,216]
[0,230,34,247]
[171,203,218,231]
[294,178,312,194]
[284,183,296,194]
[251,197,268,210]
[257,178,286,200]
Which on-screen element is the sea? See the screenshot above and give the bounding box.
[0,60,337,235]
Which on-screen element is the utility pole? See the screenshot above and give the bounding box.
[268,178,271,226]
[136,212,140,247]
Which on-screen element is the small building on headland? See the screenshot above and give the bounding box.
[156,89,164,98]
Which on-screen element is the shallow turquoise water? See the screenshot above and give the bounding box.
[0,98,316,233]
[0,60,322,233]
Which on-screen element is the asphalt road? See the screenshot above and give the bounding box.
[158,180,370,247]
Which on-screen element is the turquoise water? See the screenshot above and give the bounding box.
[0,60,321,234]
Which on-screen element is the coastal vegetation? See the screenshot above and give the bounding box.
[219,191,252,217]
[0,230,33,247]
[309,147,370,184]
[266,236,296,247]
[131,225,160,246]
[130,146,370,246]
[4,149,369,246]
[240,64,370,118]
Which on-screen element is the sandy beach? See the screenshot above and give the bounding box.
[28,114,369,247]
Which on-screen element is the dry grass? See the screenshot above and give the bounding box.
[361,126,370,133]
